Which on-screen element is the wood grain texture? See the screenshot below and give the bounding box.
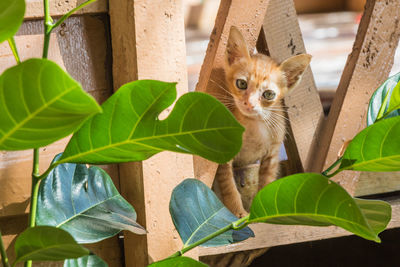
[25,0,107,19]
[259,0,324,173]
[312,0,400,194]
[109,0,195,265]
[193,0,270,187]
[199,198,400,256]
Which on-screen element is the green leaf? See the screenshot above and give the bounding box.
[387,80,400,117]
[355,198,391,235]
[367,72,400,126]
[170,179,254,247]
[249,173,386,242]
[339,116,400,172]
[36,154,146,244]
[148,256,208,267]
[59,80,244,164]
[14,226,89,263]
[64,254,108,267]
[0,58,101,150]
[0,0,25,43]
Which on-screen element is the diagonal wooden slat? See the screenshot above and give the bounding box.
[312,0,400,194]
[258,0,324,173]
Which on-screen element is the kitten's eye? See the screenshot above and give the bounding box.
[236,79,247,90]
[262,90,276,100]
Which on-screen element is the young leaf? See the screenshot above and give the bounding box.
[59,80,244,164]
[36,154,146,244]
[0,0,25,43]
[249,173,389,242]
[0,59,101,151]
[170,179,254,247]
[367,72,400,126]
[339,116,400,172]
[14,226,89,263]
[148,256,208,267]
[64,254,108,267]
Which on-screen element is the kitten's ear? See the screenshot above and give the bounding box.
[279,54,311,90]
[225,26,251,66]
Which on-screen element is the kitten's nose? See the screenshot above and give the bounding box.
[243,101,253,111]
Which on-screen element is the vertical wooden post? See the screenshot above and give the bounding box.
[259,0,324,173]
[109,1,194,265]
[194,0,270,187]
[312,0,400,194]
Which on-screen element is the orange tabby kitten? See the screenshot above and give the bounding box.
[214,26,311,217]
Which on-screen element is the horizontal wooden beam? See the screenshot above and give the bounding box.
[199,198,400,256]
[25,0,108,19]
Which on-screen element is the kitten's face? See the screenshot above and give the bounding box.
[224,26,311,118]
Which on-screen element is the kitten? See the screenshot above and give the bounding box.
[214,26,311,217]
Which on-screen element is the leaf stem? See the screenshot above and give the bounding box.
[52,0,98,29]
[322,157,342,178]
[42,0,53,59]
[168,216,250,258]
[0,230,10,267]
[7,37,21,64]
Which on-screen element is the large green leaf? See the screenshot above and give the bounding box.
[339,116,400,172]
[367,72,400,126]
[0,59,101,150]
[170,179,254,247]
[64,254,108,267]
[249,173,389,242]
[14,226,89,264]
[0,0,25,43]
[36,154,146,244]
[148,256,208,267]
[354,198,391,235]
[59,80,244,164]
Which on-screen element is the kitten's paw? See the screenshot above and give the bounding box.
[234,209,249,218]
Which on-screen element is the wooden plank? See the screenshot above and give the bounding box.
[109,0,195,265]
[193,0,270,187]
[199,198,400,256]
[355,172,400,196]
[312,0,400,194]
[259,0,324,172]
[24,0,108,19]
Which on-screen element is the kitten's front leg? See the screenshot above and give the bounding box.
[216,162,248,218]
[258,150,280,190]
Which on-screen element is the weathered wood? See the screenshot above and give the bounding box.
[355,171,400,196]
[109,0,194,265]
[259,0,324,173]
[199,198,400,256]
[312,0,400,194]
[194,0,270,187]
[25,0,108,19]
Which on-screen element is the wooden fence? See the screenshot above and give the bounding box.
[0,0,400,266]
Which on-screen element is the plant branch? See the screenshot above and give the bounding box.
[7,37,20,64]
[168,215,250,258]
[42,0,53,59]
[35,161,59,181]
[322,157,342,177]
[51,0,98,30]
[0,230,10,267]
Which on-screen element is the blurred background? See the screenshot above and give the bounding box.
[182,0,400,114]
